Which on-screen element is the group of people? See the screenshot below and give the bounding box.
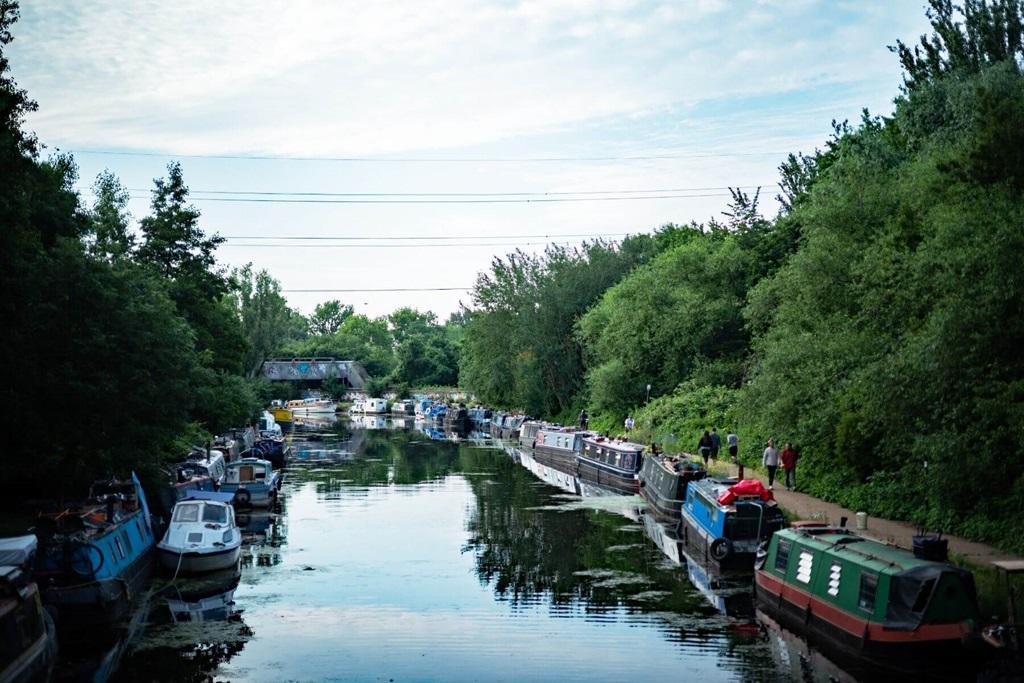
[698,428,799,492]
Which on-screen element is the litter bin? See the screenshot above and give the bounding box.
[856,511,868,530]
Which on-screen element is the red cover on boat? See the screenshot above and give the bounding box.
[717,479,774,505]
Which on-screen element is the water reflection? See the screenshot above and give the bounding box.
[111,416,884,681]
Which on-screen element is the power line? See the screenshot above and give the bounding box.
[126,191,739,204]
[221,231,633,241]
[282,287,471,293]
[116,183,777,198]
[222,241,579,248]
[68,148,789,163]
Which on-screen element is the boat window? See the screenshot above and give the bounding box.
[202,505,228,524]
[911,578,937,613]
[623,455,633,470]
[174,504,201,522]
[796,551,814,584]
[614,453,621,467]
[827,562,842,597]
[114,536,126,560]
[858,572,878,612]
[121,531,133,554]
[239,465,255,482]
[255,470,266,480]
[774,539,791,572]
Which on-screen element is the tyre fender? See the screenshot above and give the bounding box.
[710,538,732,562]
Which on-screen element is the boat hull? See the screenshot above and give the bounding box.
[755,571,980,676]
[531,445,578,473]
[678,507,756,573]
[157,544,241,575]
[576,458,638,494]
[41,547,155,630]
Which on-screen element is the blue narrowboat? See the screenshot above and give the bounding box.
[220,458,282,508]
[679,477,784,572]
[576,436,644,494]
[467,407,492,430]
[33,473,156,629]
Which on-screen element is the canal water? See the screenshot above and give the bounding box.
[111,417,862,682]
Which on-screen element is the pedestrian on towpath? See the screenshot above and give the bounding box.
[709,428,721,461]
[763,439,780,490]
[781,442,798,490]
[726,430,739,461]
[698,431,713,466]
[624,415,635,433]
[578,409,589,429]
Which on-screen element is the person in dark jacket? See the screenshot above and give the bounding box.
[709,427,721,460]
[697,431,713,465]
[781,442,798,490]
[578,409,589,429]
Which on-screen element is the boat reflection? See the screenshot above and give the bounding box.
[237,508,287,569]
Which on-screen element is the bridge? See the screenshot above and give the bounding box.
[261,358,369,389]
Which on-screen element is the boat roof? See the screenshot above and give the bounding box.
[582,435,645,452]
[0,536,36,567]
[776,526,947,574]
[179,491,237,504]
[229,457,273,468]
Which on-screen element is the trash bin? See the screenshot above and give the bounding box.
[856,511,868,530]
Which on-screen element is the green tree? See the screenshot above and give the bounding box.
[232,264,306,377]
[87,169,133,260]
[308,299,353,336]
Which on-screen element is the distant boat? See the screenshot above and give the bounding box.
[268,400,294,425]
[286,398,337,415]
[220,458,282,508]
[33,473,156,629]
[532,426,592,473]
[158,493,242,575]
[0,535,58,683]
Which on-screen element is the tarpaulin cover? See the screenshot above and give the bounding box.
[0,535,37,567]
[717,479,774,505]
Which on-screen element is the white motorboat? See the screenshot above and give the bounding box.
[158,492,242,574]
[286,398,337,415]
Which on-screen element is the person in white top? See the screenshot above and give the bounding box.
[624,415,634,433]
[726,431,739,460]
[762,438,780,490]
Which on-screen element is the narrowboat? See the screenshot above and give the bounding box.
[33,474,156,629]
[426,403,447,424]
[488,411,507,438]
[0,536,58,683]
[443,405,470,433]
[414,399,433,419]
[391,400,415,415]
[518,420,542,449]
[210,433,242,461]
[250,411,289,468]
[499,414,526,440]
[467,407,492,430]
[158,493,241,575]
[576,436,644,493]
[638,454,707,524]
[678,477,784,572]
[361,398,388,414]
[532,426,591,473]
[220,458,282,508]
[755,524,983,673]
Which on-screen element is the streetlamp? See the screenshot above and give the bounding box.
[645,383,651,404]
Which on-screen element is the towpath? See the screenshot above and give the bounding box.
[703,458,1022,567]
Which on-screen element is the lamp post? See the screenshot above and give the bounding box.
[645,383,651,404]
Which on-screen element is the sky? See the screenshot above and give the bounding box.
[8,1,932,320]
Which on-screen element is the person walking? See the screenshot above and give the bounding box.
[726,430,739,461]
[709,428,721,461]
[578,409,589,429]
[781,442,798,490]
[762,439,780,490]
[698,431,713,466]
[624,415,635,433]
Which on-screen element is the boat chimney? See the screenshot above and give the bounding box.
[839,516,848,528]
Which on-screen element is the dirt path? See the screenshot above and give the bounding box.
[705,458,1022,567]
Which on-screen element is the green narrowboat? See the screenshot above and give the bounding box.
[755,523,982,672]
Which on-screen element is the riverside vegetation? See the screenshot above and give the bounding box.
[460,1,1024,553]
[3,1,1022,553]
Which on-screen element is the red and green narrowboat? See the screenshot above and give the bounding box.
[755,523,982,672]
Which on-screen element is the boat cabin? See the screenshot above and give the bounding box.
[224,459,274,486]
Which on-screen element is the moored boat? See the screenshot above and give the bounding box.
[443,404,470,433]
[220,458,282,508]
[391,400,415,415]
[518,420,542,449]
[532,426,592,473]
[678,477,784,572]
[639,453,707,523]
[0,536,58,683]
[499,414,526,440]
[33,474,156,629]
[575,435,645,493]
[268,400,294,426]
[755,523,983,674]
[467,407,492,430]
[286,397,337,415]
[157,493,242,575]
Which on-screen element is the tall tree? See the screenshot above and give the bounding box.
[87,169,133,260]
[233,265,305,377]
[308,299,353,336]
